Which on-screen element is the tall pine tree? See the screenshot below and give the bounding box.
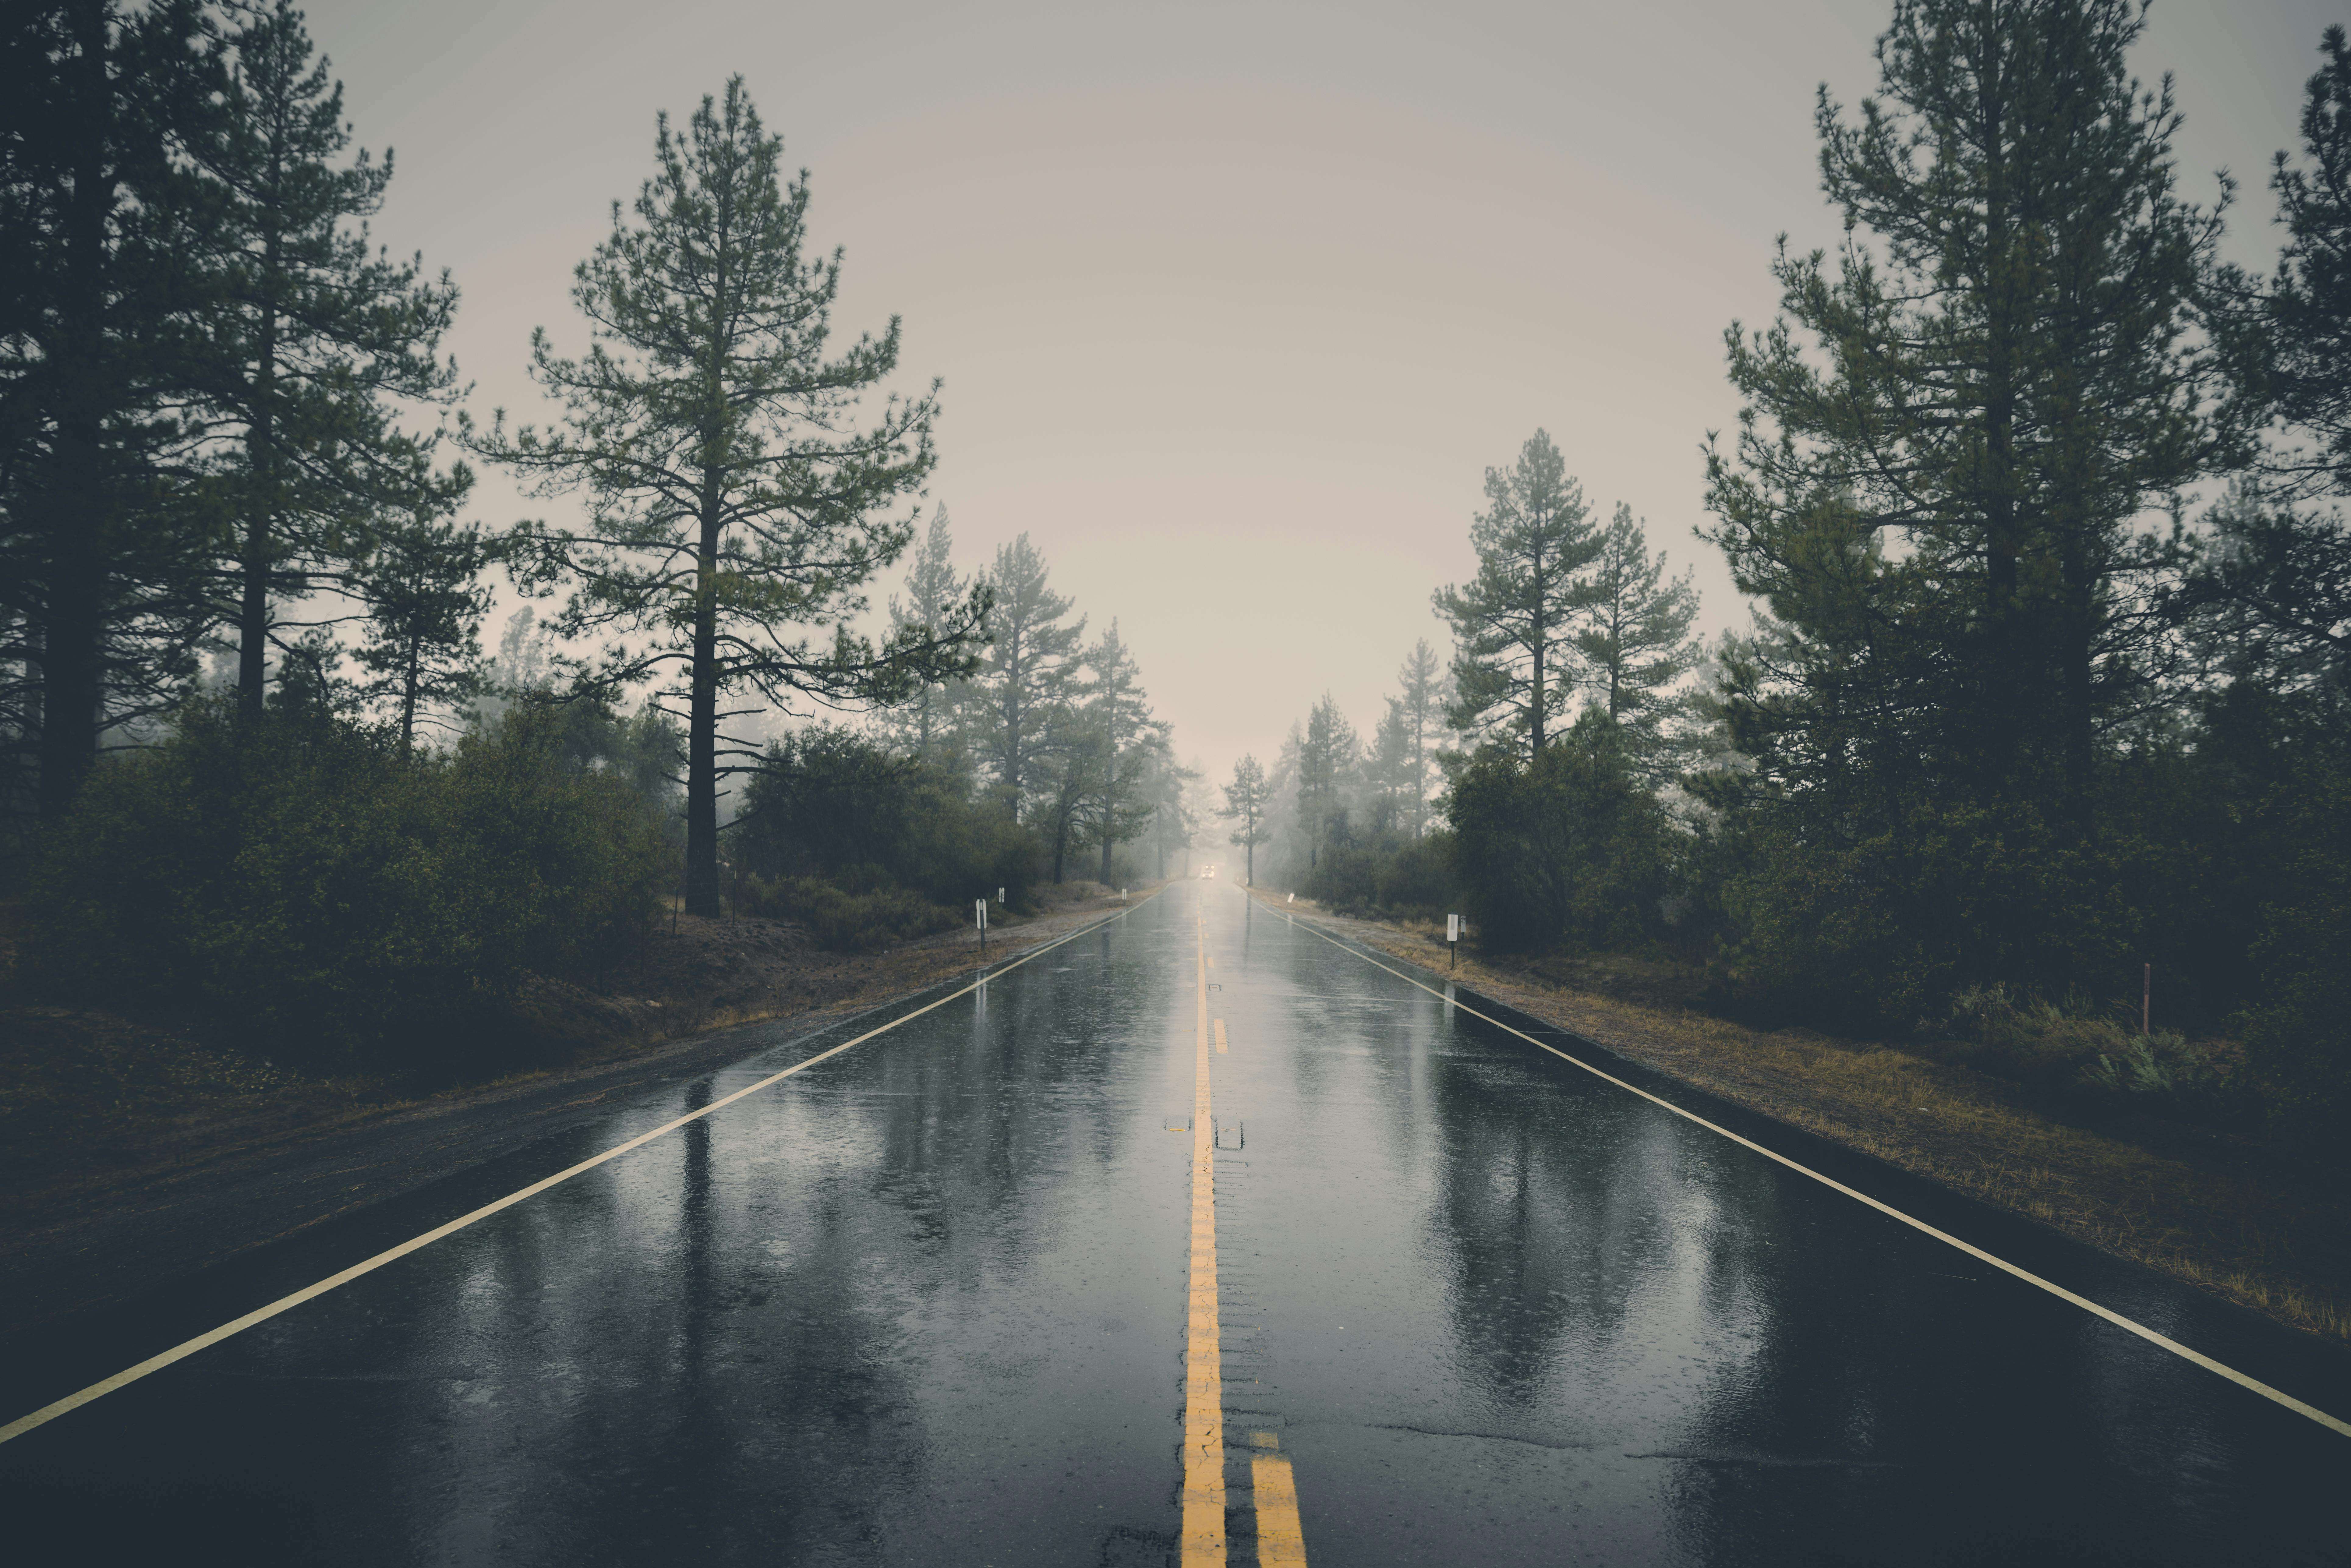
[1700,0,2225,1009]
[198,0,463,715]
[1435,429,1600,758]
[1576,502,1702,776]
[484,79,982,915]
[974,532,1084,819]
[1,0,218,816]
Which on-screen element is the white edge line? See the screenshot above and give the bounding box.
[0,895,1158,1445]
[1263,894,2351,1440]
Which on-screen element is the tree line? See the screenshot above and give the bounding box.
[4,5,1186,1072]
[1238,3,2351,1152]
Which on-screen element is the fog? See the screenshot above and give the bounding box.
[303,0,2338,789]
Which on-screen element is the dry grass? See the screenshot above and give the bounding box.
[1254,889,2351,1344]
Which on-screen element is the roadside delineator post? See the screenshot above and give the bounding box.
[976,897,987,959]
[1448,912,1460,970]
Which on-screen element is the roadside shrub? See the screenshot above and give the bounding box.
[1302,829,1452,919]
[2233,761,2351,1156]
[1444,714,1671,953]
[25,695,668,1076]
[732,725,1044,916]
[736,875,960,952]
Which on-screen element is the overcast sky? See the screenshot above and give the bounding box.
[304,0,2341,799]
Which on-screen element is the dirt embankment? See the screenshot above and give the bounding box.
[0,883,1154,1231]
[1252,887,2351,1346]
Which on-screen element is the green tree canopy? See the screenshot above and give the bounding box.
[196,0,463,716]
[1576,503,1702,777]
[1219,753,1271,885]
[1435,429,1600,758]
[973,531,1084,819]
[482,78,983,914]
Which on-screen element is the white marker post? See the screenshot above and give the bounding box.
[997,886,1006,904]
[1447,913,1460,971]
[976,897,988,959]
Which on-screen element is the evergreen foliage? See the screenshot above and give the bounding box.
[1576,503,1702,777]
[1434,430,1599,757]
[352,503,493,749]
[731,724,1041,949]
[971,532,1084,820]
[2,0,222,818]
[1219,754,1271,885]
[196,0,464,715]
[24,693,670,1074]
[481,78,983,916]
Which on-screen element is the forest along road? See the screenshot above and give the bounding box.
[3,881,2346,1566]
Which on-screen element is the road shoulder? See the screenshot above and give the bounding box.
[1244,886,2351,1348]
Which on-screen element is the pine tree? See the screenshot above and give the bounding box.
[483,79,983,915]
[2192,28,2351,711]
[198,1,463,716]
[1084,618,1158,883]
[1699,0,2226,1006]
[1434,429,1600,758]
[974,532,1084,818]
[1707,0,2221,830]
[352,501,492,750]
[1219,754,1271,885]
[1576,503,1703,775]
[1,0,219,816]
[1296,692,1358,870]
[1140,748,1199,880]
[882,504,981,758]
[2255,25,2351,498]
[1393,637,1444,837]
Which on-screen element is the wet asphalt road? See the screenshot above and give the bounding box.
[3,881,2347,1565]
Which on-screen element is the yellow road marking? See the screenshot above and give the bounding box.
[1262,894,2351,1442]
[1214,1018,1228,1054]
[0,897,1163,1448]
[1251,1451,1309,1566]
[1181,912,1226,1565]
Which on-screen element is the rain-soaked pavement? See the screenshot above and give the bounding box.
[3,881,2346,1565]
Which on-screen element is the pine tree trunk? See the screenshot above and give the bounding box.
[399,637,421,754]
[238,200,285,716]
[37,1,113,818]
[1098,744,1115,883]
[685,488,723,916]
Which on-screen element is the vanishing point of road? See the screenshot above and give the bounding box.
[4,881,2346,1564]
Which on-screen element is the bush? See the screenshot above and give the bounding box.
[1302,829,1453,919]
[2236,762,2351,1154]
[735,875,961,952]
[24,695,669,1076]
[1444,713,1672,953]
[731,725,1044,931]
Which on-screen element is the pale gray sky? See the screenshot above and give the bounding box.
[307,0,2340,794]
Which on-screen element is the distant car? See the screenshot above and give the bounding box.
[1203,865,1217,879]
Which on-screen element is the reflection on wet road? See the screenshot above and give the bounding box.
[2,882,2344,1564]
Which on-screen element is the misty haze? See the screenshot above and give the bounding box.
[3,1,2347,1563]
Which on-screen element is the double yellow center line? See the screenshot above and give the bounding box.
[1182,915,1226,1561]
[1184,910,1309,1565]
